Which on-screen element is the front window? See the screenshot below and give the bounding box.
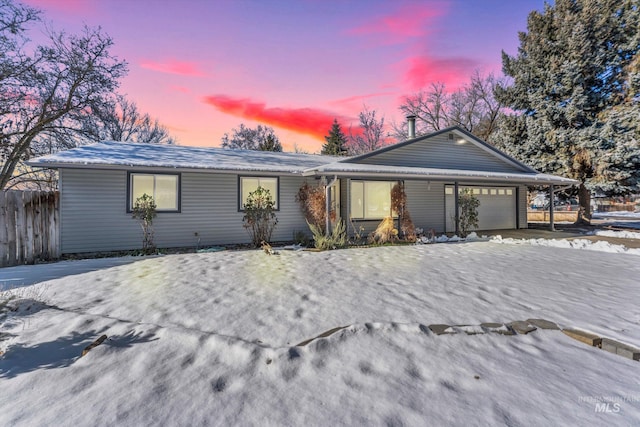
[239,176,279,210]
[129,173,180,212]
[350,180,396,219]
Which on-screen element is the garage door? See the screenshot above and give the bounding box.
[445,185,516,232]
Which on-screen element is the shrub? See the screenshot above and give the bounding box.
[368,216,398,245]
[293,230,311,247]
[243,186,278,246]
[308,220,347,250]
[132,193,157,253]
[296,181,335,233]
[391,183,416,241]
[458,189,480,237]
[349,217,366,245]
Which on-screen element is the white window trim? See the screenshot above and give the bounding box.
[128,172,181,213]
[238,176,280,211]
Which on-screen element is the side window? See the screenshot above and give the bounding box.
[350,180,396,219]
[129,173,180,212]
[239,177,279,210]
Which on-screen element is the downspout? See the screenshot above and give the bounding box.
[454,181,460,236]
[325,175,338,236]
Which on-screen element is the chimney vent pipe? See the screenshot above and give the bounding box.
[406,115,416,139]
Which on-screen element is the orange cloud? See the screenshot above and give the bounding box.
[203,95,353,140]
[140,60,206,77]
[403,55,478,91]
[347,3,446,43]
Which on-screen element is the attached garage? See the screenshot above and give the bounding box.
[445,185,517,232]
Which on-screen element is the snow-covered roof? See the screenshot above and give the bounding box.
[304,161,578,185]
[28,141,335,174]
[28,140,577,185]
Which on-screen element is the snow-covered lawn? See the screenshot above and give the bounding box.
[1,242,639,425]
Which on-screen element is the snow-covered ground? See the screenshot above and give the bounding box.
[593,211,640,218]
[593,211,640,230]
[1,242,639,425]
[491,234,640,255]
[594,229,640,240]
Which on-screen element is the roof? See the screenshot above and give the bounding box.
[342,126,537,173]
[28,131,578,186]
[303,161,577,185]
[28,141,334,174]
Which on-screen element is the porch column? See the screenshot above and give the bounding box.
[515,186,521,230]
[549,184,555,231]
[324,175,338,236]
[325,178,331,236]
[454,181,460,235]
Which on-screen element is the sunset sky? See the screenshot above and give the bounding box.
[25,0,545,152]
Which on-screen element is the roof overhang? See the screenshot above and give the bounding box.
[302,164,578,186]
[26,161,304,176]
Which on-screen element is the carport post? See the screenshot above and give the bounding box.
[454,182,460,235]
[549,184,555,231]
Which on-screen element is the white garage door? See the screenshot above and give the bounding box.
[445,185,516,232]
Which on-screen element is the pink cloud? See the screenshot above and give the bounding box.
[140,60,206,77]
[169,85,191,94]
[22,0,95,15]
[347,3,446,43]
[203,95,353,141]
[329,92,396,108]
[403,55,478,91]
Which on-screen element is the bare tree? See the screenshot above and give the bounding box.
[394,72,505,141]
[348,105,386,155]
[221,124,282,152]
[0,19,127,189]
[80,94,176,144]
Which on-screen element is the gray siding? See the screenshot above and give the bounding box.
[518,185,528,229]
[60,168,308,253]
[404,181,446,233]
[353,134,526,173]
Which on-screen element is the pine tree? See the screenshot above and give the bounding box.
[493,0,640,221]
[321,119,348,155]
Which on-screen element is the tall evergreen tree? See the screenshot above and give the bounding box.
[494,0,640,221]
[321,119,348,155]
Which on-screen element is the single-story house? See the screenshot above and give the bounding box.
[28,125,577,254]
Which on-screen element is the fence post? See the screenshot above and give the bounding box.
[6,192,18,265]
[52,191,60,258]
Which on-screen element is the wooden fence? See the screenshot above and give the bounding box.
[0,190,59,267]
[527,209,579,222]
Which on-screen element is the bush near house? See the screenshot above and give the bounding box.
[369,216,398,245]
[391,183,416,242]
[308,220,347,250]
[458,189,480,237]
[242,186,278,247]
[132,193,157,254]
[296,181,335,233]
